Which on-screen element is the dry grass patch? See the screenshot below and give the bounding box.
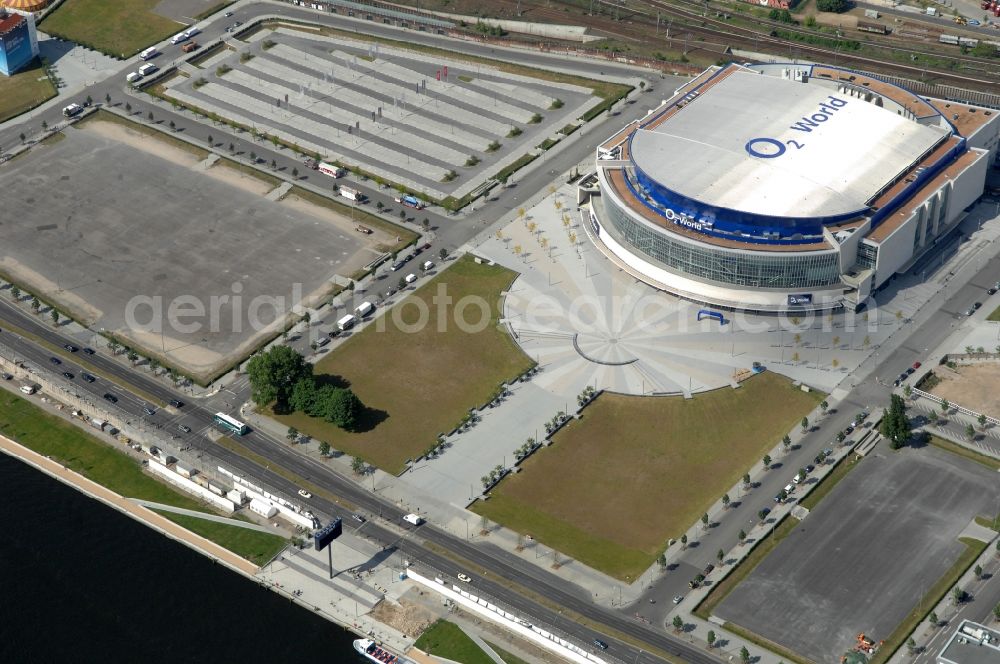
[274,255,533,473]
[473,373,823,579]
[0,60,55,124]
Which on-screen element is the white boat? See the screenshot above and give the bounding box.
[353,639,412,664]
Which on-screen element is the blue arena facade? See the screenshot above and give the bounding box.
[583,63,1000,312]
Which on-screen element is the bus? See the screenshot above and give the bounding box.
[214,412,249,436]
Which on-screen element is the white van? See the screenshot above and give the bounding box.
[170,32,188,44]
[126,71,142,83]
[19,384,37,395]
[184,27,201,39]
[139,47,158,60]
[337,314,357,331]
[138,63,158,76]
[403,513,423,526]
[404,273,417,284]
[355,301,373,317]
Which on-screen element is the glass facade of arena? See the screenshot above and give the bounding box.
[856,242,878,272]
[600,195,842,289]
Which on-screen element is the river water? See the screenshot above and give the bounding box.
[0,453,361,663]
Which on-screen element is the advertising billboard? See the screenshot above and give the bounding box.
[313,517,342,551]
[0,15,35,76]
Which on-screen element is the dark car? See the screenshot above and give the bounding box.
[421,243,431,251]
[103,393,118,403]
[143,406,156,416]
[905,367,915,375]
[178,424,192,433]
[912,362,921,370]
[974,302,982,310]
[82,347,95,355]
[81,373,96,383]
[49,356,61,365]
[703,563,715,575]
[989,288,997,295]
[758,507,771,519]
[593,639,608,650]
[390,261,405,271]
[169,399,184,408]
[64,344,78,352]
[62,371,74,380]
[805,464,815,473]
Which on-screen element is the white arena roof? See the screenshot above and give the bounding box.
[629,69,949,220]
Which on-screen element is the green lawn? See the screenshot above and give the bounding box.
[153,511,288,566]
[988,304,1000,322]
[42,0,181,58]
[485,641,531,664]
[0,59,56,124]
[473,372,824,579]
[415,621,493,664]
[0,391,208,511]
[275,255,534,473]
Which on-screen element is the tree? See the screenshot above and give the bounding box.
[229,142,235,153]
[148,358,160,373]
[978,413,988,430]
[105,93,111,105]
[717,548,724,564]
[10,285,20,300]
[701,512,709,528]
[270,158,277,170]
[126,349,139,365]
[322,387,362,430]
[906,638,916,654]
[953,586,967,604]
[740,646,751,664]
[903,384,912,398]
[743,473,751,487]
[975,564,983,579]
[351,455,365,475]
[707,630,716,648]
[246,345,312,411]
[929,611,938,627]
[292,167,299,179]
[820,400,828,413]
[30,297,40,313]
[318,441,331,456]
[879,394,911,449]
[738,529,746,544]
[782,434,791,451]
[656,553,667,570]
[758,508,769,521]
[722,493,730,509]
[439,248,448,261]
[801,416,809,432]
[399,210,406,220]
[376,201,384,212]
[672,615,684,632]
[207,134,214,147]
[125,103,132,114]
[398,277,406,290]
[929,411,939,425]
[50,308,59,325]
[147,111,154,123]
[41,119,48,132]
[19,132,25,144]
[816,0,849,12]
[680,534,688,549]
[286,426,298,441]
[966,423,976,439]
[763,454,772,469]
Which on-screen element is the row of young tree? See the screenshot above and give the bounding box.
[247,345,363,430]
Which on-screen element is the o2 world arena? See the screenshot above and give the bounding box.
[582,63,1000,312]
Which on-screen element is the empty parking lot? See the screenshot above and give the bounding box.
[0,115,391,381]
[714,444,1000,663]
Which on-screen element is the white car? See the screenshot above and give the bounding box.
[298,489,312,499]
[457,573,471,583]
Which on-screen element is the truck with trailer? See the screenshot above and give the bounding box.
[318,162,346,178]
[395,194,424,210]
[339,186,366,203]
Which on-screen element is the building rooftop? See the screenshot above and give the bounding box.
[937,620,1000,664]
[0,11,22,33]
[627,68,949,221]
[928,99,997,136]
